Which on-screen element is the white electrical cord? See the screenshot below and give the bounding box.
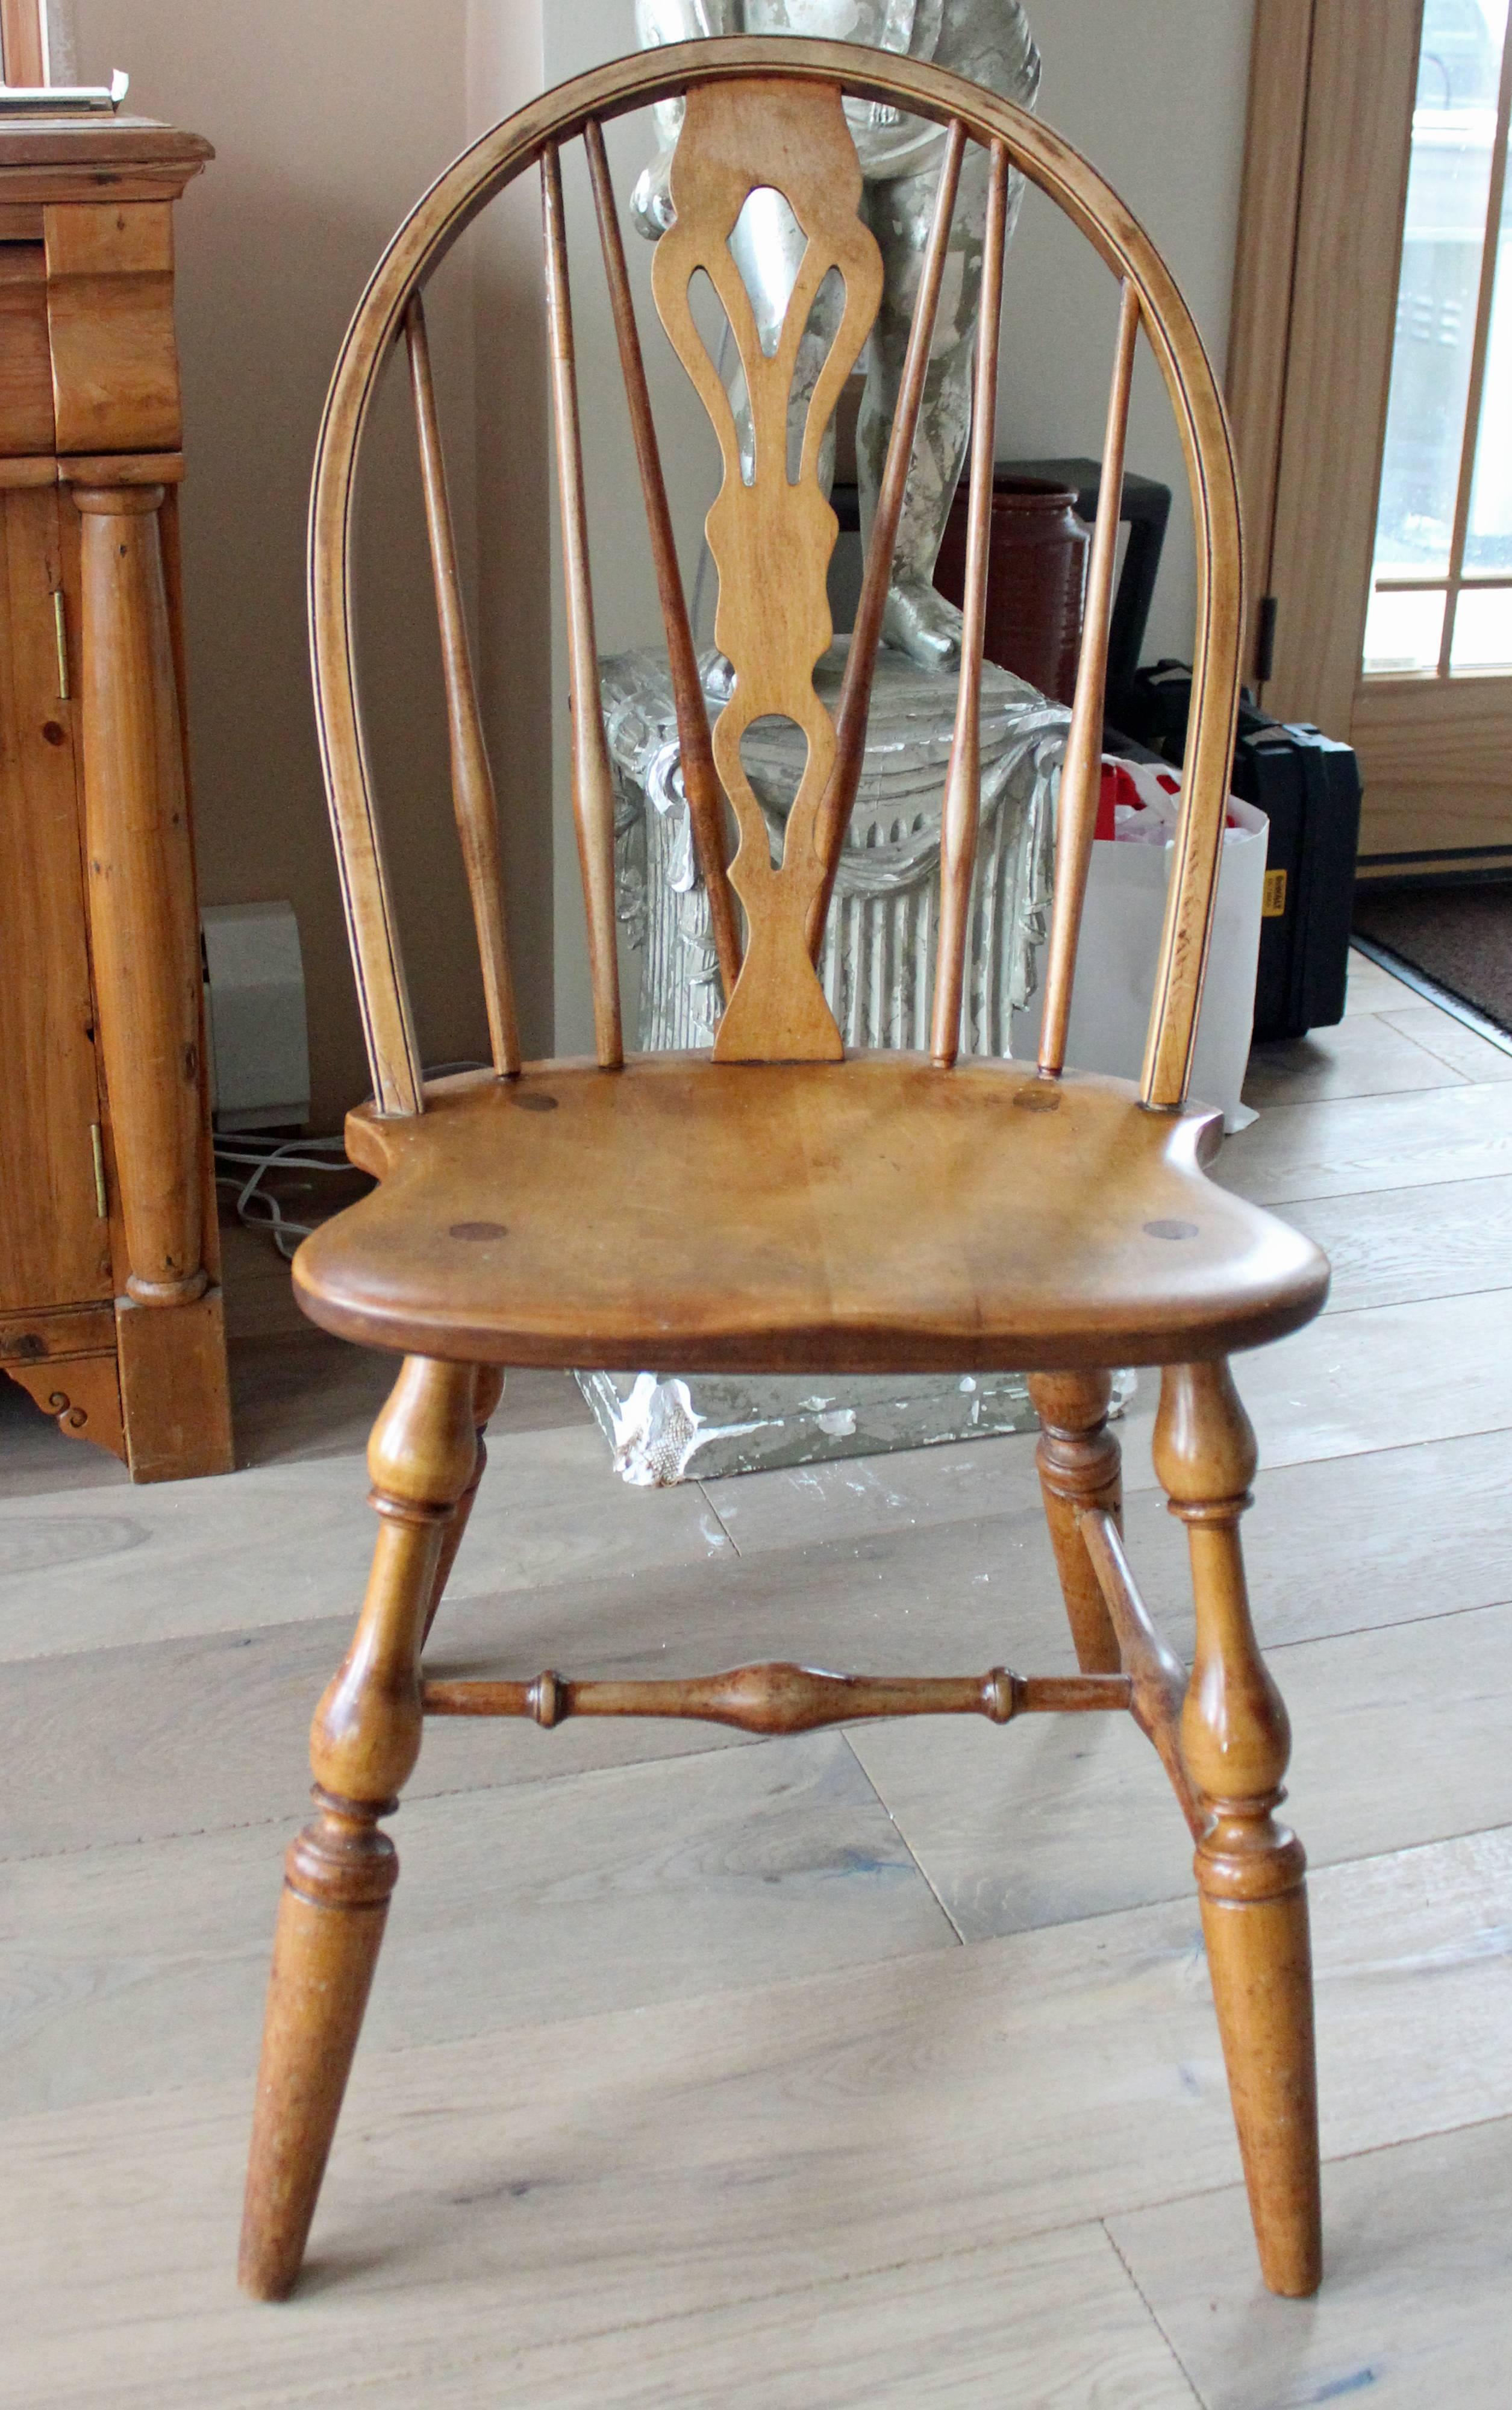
[215,1061,488,1259]
[213,1135,352,1261]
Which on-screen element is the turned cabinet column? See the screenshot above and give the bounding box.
[72,469,206,1308]
[0,113,228,1480]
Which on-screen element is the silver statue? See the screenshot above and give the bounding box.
[632,0,1040,671]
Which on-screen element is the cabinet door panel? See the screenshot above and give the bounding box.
[0,484,113,1312]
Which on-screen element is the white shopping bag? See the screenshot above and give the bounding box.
[1011,765,1269,1133]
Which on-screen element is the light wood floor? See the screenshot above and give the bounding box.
[4,950,1511,2406]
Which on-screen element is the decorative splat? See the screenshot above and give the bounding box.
[652,79,884,1062]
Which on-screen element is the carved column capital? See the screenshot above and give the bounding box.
[69,482,169,517]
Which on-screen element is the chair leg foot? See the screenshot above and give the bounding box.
[1156,1358,1322,2299]
[1027,1370,1123,1674]
[1198,1861,1321,2296]
[239,1798,396,2300]
[238,1354,478,2301]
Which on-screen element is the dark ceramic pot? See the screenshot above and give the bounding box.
[933,473,1090,706]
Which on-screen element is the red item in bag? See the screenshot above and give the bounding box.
[1095,760,1119,840]
[1096,759,1148,840]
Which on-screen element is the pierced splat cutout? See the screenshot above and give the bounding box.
[652,80,884,1062]
[728,186,805,360]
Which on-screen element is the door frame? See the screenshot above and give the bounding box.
[1226,0,1512,877]
[0,1,46,86]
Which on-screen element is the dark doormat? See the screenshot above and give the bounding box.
[1353,884,1512,1036]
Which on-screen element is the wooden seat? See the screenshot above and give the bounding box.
[240,34,1329,2316]
[298,1058,1327,1370]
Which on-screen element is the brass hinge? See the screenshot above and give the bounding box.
[90,1122,108,1219]
[52,590,70,700]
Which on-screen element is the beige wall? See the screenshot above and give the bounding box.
[72,0,551,1126]
[467,0,552,1070]
[994,0,1255,663]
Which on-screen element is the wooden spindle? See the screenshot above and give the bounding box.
[583,117,742,1006]
[1139,399,1245,1110]
[931,137,1010,1067]
[420,1661,1132,1732]
[542,140,624,1069]
[1037,277,1141,1078]
[1077,1504,1205,1837]
[405,294,521,1078]
[807,116,968,956]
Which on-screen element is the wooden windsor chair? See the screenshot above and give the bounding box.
[240,36,1329,2305]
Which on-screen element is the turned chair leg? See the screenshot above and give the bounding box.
[421,1366,505,1648]
[239,1354,478,2302]
[1027,1370,1123,1674]
[1155,1359,1322,2298]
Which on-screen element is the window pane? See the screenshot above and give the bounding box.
[1451,581,1512,664]
[1369,0,1508,592]
[1363,583,1448,671]
[1464,119,1512,572]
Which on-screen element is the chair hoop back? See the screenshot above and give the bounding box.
[309,36,1243,1118]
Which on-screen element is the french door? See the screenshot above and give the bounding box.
[1229,0,1512,876]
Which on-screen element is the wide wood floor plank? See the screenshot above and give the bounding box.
[1216,1078,1512,1205]
[0,1610,757,1863]
[489,2224,1199,2410]
[850,1598,1512,1937]
[1342,950,1416,1017]
[700,1419,1051,1556]
[1126,1423,1512,1649]
[1110,2116,1512,2410]
[714,1289,1512,1567]
[1,1829,1507,2403]
[1284,1171,1512,1313]
[0,1421,732,1665]
[1163,1286,1512,1477]
[1380,1001,1512,1083]
[0,1730,954,2120]
[1242,1012,1468,1107]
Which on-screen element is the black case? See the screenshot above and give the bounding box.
[1123,662,1363,1045]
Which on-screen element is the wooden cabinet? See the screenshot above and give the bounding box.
[0,112,233,1480]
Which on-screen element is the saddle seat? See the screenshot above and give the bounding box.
[295,1051,1329,1372]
